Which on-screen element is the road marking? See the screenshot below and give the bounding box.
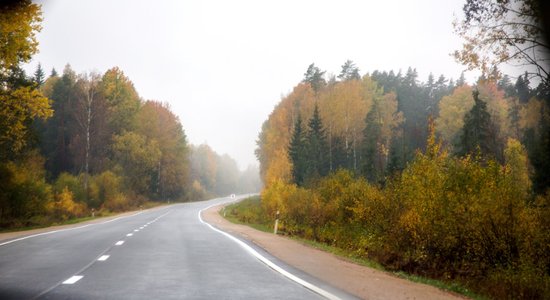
[115,241,124,246]
[134,229,139,232]
[97,255,110,261]
[140,226,144,229]
[198,204,341,300]
[62,276,83,284]
[0,210,150,247]
[127,233,133,237]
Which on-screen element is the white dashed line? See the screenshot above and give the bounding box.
[97,255,110,261]
[0,211,146,247]
[134,229,139,232]
[127,233,133,237]
[62,275,83,284]
[115,241,124,246]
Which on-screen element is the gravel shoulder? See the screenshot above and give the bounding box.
[202,204,467,300]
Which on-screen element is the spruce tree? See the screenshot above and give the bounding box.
[362,103,382,182]
[288,114,306,186]
[305,104,328,182]
[458,90,498,158]
[34,62,45,86]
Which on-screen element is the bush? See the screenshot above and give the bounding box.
[53,173,86,202]
[256,139,550,299]
[88,171,125,209]
[47,187,87,221]
[0,152,54,226]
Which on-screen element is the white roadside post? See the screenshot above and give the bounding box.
[273,210,280,235]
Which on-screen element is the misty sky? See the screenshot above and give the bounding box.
[25,0,482,170]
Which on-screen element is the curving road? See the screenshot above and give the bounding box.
[0,196,352,299]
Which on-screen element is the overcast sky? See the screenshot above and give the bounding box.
[26,0,481,170]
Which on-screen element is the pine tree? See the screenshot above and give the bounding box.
[34,63,45,86]
[515,72,531,103]
[458,89,498,158]
[50,67,58,77]
[457,72,466,86]
[304,104,328,182]
[288,114,307,186]
[337,60,360,81]
[303,63,326,93]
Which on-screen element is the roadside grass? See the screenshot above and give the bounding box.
[0,201,168,234]
[222,195,486,300]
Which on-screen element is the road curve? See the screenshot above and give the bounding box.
[0,196,351,299]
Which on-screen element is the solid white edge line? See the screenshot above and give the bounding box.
[62,275,83,284]
[0,210,146,247]
[198,204,341,300]
[97,255,110,261]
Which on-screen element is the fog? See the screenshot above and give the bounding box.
[26,0,481,169]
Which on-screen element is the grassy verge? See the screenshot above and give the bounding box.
[0,201,168,234]
[222,195,485,300]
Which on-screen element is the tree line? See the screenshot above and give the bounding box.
[0,1,260,227]
[255,60,550,297]
[258,60,550,194]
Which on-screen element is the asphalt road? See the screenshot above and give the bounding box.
[0,196,350,299]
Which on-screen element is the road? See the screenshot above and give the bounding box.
[0,196,352,299]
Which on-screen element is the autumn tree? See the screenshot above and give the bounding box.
[0,1,51,160]
[100,67,140,135]
[136,101,189,199]
[454,0,549,86]
[436,85,474,149]
[112,131,161,196]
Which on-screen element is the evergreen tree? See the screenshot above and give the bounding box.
[304,104,328,182]
[288,114,307,186]
[34,62,45,86]
[362,103,383,183]
[458,90,498,158]
[530,111,550,193]
[337,60,360,81]
[50,67,58,77]
[303,63,326,93]
[457,72,466,86]
[515,72,531,103]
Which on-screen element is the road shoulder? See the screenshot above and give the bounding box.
[0,206,164,243]
[202,204,466,300]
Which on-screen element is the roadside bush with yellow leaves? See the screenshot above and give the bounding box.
[48,187,87,221]
[256,136,549,299]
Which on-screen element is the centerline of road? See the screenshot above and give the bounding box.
[41,211,172,298]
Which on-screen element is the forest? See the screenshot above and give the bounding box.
[253,1,550,298]
[0,2,260,228]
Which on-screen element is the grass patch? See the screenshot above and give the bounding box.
[0,201,168,234]
[223,195,484,300]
